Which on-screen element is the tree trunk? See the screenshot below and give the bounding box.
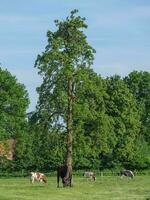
[64,77,73,186]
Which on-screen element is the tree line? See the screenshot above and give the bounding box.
[0,10,150,173]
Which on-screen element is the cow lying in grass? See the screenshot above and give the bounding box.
[30,172,47,183]
[120,170,134,179]
[83,171,96,181]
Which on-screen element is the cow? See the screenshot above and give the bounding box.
[30,172,47,183]
[119,169,134,179]
[83,171,96,181]
[57,164,72,187]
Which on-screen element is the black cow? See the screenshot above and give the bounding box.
[57,164,72,187]
[120,169,134,179]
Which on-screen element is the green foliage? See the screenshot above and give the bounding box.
[103,75,141,168]
[29,125,66,171]
[34,9,96,169]
[0,68,29,139]
[0,67,30,172]
[72,68,115,169]
[131,137,150,169]
[124,71,150,144]
[1,11,150,172]
[35,9,95,128]
[29,11,150,171]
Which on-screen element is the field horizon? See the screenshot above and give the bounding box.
[0,175,149,200]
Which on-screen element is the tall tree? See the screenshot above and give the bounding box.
[124,71,150,144]
[35,10,95,184]
[124,71,150,169]
[0,67,29,171]
[0,67,29,139]
[72,67,115,170]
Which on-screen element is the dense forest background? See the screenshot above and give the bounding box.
[0,11,150,173]
[0,68,149,173]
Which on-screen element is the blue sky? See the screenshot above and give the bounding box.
[0,0,150,111]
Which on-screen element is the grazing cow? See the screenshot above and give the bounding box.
[83,171,96,181]
[120,170,134,179]
[30,172,47,183]
[57,164,72,187]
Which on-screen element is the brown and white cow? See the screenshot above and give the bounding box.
[83,171,96,181]
[57,164,72,187]
[30,172,47,183]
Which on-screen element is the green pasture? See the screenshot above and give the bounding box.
[0,176,149,200]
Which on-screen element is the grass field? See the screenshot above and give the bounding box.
[0,176,149,200]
